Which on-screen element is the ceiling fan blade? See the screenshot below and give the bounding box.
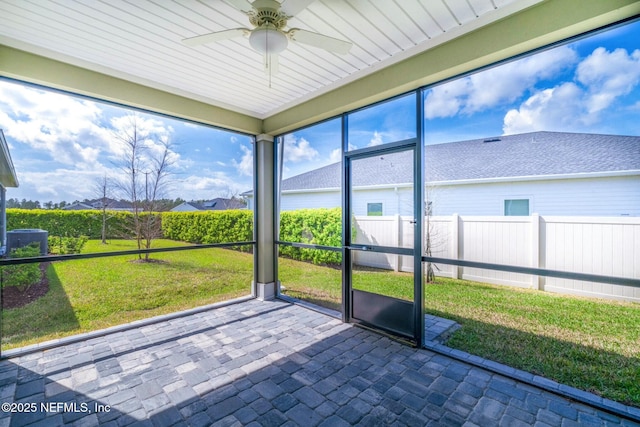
[223,0,254,13]
[264,53,280,75]
[182,28,249,47]
[280,0,316,16]
[287,29,352,55]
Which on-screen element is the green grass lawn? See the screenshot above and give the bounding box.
[1,239,253,349]
[2,242,639,407]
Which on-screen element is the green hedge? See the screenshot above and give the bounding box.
[279,208,342,265]
[7,208,343,265]
[161,210,253,248]
[7,209,131,240]
[162,208,342,264]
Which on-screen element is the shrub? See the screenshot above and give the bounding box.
[2,243,41,291]
[279,208,342,265]
[161,210,253,250]
[48,235,89,255]
[163,208,343,264]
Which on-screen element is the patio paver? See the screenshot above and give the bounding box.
[0,299,637,426]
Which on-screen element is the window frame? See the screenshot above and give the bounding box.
[366,202,384,216]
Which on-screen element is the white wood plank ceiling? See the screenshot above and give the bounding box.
[0,0,540,119]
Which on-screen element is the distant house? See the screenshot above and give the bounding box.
[63,198,137,212]
[247,131,640,217]
[0,130,18,255]
[171,198,247,212]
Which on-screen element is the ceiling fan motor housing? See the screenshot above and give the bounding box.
[249,0,289,29]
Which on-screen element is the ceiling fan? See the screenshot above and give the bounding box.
[182,0,353,75]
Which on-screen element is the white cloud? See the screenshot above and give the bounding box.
[368,131,384,147]
[283,135,318,162]
[425,46,578,119]
[232,144,253,176]
[165,166,252,200]
[503,83,586,134]
[424,79,469,119]
[329,148,341,163]
[503,46,640,134]
[0,81,111,167]
[576,47,640,113]
[175,174,231,198]
[13,168,109,201]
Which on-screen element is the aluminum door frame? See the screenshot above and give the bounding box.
[342,138,424,345]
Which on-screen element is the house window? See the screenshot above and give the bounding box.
[367,203,383,216]
[504,199,529,216]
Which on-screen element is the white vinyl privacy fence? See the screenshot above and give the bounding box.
[353,215,640,302]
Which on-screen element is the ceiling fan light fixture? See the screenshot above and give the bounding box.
[249,24,288,54]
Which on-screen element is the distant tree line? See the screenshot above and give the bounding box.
[7,198,45,209]
[6,197,186,211]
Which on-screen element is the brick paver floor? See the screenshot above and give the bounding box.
[0,299,637,426]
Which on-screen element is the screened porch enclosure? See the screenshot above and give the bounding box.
[0,2,639,422]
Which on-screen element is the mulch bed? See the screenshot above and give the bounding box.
[1,262,50,309]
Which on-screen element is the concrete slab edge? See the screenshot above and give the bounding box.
[424,341,640,424]
[1,295,255,360]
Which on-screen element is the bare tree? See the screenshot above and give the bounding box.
[93,175,115,244]
[139,137,174,260]
[113,115,175,261]
[425,201,436,283]
[425,188,445,283]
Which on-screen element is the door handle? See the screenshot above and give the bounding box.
[346,245,371,251]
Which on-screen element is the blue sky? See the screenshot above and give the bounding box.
[0,81,254,203]
[1,19,639,202]
[281,19,640,178]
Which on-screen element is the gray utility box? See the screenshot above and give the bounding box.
[6,229,48,255]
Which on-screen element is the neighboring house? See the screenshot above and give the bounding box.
[171,198,247,212]
[0,130,19,255]
[63,198,137,212]
[247,131,640,217]
[62,202,95,211]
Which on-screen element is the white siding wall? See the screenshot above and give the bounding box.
[280,191,341,211]
[273,175,639,217]
[276,187,413,215]
[428,175,640,216]
[352,187,413,216]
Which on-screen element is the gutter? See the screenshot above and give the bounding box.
[428,169,640,186]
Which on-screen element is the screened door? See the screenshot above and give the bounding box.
[343,141,423,343]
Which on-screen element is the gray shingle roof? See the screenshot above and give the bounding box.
[280,131,640,191]
[186,198,246,210]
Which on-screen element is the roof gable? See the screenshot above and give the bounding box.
[427,131,640,181]
[279,132,640,192]
[178,198,247,211]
